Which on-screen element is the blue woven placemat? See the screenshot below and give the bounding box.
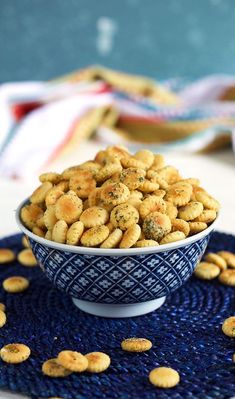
[0,232,234,399]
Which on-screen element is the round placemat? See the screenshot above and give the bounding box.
[0,232,234,399]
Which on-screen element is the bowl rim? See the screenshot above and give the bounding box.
[16,198,218,257]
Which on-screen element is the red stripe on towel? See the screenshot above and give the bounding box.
[11,101,43,121]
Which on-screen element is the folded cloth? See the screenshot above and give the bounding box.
[0,66,235,179]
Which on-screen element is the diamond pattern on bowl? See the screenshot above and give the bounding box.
[30,235,210,304]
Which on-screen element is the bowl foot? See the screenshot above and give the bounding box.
[72,297,166,318]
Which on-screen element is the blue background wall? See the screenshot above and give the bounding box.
[1,0,235,82]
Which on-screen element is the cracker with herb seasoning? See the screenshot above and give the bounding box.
[80,206,109,228]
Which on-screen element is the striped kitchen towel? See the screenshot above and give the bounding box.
[0,66,235,179]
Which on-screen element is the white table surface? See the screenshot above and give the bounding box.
[0,145,235,399]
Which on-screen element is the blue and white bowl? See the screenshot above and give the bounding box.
[16,200,216,317]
